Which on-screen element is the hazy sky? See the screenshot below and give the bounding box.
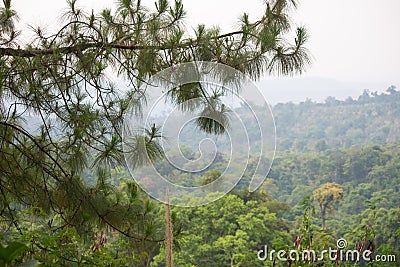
[12,0,400,91]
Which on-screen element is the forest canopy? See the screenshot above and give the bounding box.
[0,0,314,266]
[1,0,399,266]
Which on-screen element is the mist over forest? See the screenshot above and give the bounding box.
[1,0,399,265]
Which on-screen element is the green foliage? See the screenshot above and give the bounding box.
[1,0,399,266]
[0,0,310,265]
[312,182,343,228]
[152,193,291,267]
[272,87,400,151]
[0,241,29,266]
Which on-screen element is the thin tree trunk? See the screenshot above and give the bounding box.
[321,206,326,229]
[166,191,173,267]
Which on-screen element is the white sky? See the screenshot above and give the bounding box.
[11,0,400,87]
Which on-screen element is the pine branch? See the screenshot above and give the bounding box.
[0,41,191,58]
[0,121,70,179]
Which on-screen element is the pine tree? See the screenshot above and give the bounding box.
[0,0,310,263]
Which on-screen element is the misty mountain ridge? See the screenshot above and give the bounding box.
[21,83,400,152]
[271,85,400,151]
[257,76,397,104]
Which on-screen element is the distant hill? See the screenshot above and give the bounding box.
[272,86,400,151]
[21,85,400,153]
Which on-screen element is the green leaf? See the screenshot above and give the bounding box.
[0,242,28,263]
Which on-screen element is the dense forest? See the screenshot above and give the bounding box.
[147,88,400,266]
[273,86,400,151]
[1,0,399,266]
[3,88,400,266]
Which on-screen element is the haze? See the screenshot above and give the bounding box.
[12,0,400,103]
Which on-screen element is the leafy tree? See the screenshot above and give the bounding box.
[152,193,291,267]
[312,182,343,229]
[386,85,397,95]
[201,169,221,185]
[297,196,315,250]
[0,241,38,267]
[314,139,328,152]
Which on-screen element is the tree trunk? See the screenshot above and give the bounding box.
[321,206,326,229]
[166,192,173,267]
